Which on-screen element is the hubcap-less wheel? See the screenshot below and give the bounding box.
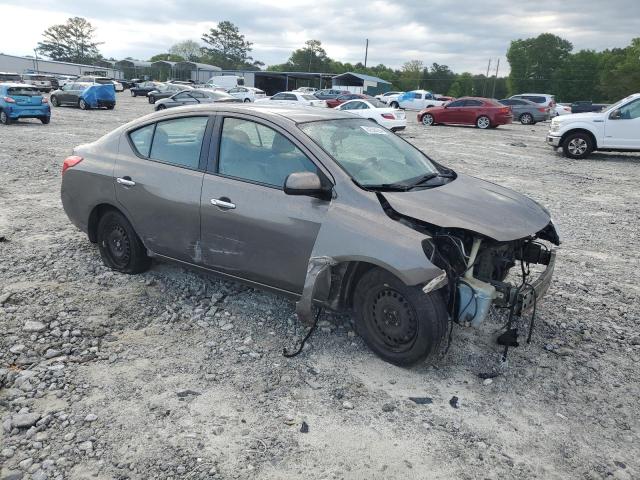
[103,223,131,269]
[370,288,418,353]
[79,99,87,110]
[520,113,533,124]
[157,104,166,110]
[477,116,490,129]
[0,111,9,124]
[422,114,434,126]
[51,96,59,107]
[567,138,588,156]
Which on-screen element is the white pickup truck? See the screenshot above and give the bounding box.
[547,93,640,159]
[394,90,448,110]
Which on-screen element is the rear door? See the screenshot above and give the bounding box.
[603,98,640,148]
[114,115,213,262]
[200,114,330,293]
[460,99,483,124]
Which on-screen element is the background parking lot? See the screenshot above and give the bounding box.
[1,96,639,479]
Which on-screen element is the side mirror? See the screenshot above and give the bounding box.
[284,172,329,198]
[609,109,621,120]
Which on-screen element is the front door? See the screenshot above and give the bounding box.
[200,115,330,293]
[114,115,212,262]
[603,98,640,148]
[439,99,466,123]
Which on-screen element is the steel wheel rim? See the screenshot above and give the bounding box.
[0,111,7,123]
[370,288,418,352]
[422,114,433,126]
[478,116,490,128]
[104,223,131,267]
[568,138,587,155]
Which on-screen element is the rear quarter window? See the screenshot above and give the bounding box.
[129,124,155,157]
[524,96,546,103]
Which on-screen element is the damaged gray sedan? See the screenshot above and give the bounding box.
[60,104,559,366]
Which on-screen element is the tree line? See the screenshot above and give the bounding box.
[35,18,639,102]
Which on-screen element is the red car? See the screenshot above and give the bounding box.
[417,97,513,129]
[326,93,372,108]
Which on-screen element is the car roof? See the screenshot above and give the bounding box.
[512,93,553,97]
[145,103,355,124]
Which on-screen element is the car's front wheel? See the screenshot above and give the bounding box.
[562,132,593,159]
[421,113,435,126]
[40,116,50,124]
[79,99,89,110]
[156,104,166,110]
[97,210,150,274]
[519,113,534,125]
[354,268,448,366]
[390,101,399,108]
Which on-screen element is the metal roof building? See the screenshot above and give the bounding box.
[332,71,392,95]
[0,53,123,78]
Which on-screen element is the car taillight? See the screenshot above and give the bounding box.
[501,107,510,113]
[538,107,546,112]
[3,96,15,103]
[381,113,395,119]
[62,155,83,174]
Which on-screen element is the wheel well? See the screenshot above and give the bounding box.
[560,128,598,149]
[87,204,121,243]
[327,261,380,311]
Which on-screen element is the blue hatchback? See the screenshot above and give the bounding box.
[0,83,51,125]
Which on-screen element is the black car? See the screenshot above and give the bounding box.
[130,81,162,97]
[154,89,241,110]
[570,101,608,114]
[116,79,135,89]
[148,84,192,104]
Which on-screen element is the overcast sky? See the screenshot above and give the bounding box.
[1,0,638,73]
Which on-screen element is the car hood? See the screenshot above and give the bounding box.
[556,111,605,122]
[381,173,551,242]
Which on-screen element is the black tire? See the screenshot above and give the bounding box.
[390,101,399,108]
[106,105,115,110]
[519,113,533,125]
[156,104,166,110]
[131,90,136,97]
[476,115,491,129]
[50,96,59,107]
[421,113,435,126]
[79,99,89,110]
[0,110,11,125]
[40,116,50,124]
[148,96,155,104]
[562,132,593,159]
[96,210,150,274]
[353,268,448,366]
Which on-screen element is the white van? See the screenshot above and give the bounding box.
[205,75,245,90]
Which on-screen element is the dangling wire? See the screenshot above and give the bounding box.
[283,308,323,358]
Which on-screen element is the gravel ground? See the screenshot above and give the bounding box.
[1,94,639,480]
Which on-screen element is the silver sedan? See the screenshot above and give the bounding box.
[154,89,240,111]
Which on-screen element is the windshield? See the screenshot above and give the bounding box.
[299,118,439,188]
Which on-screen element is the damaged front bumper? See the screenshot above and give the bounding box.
[513,249,556,315]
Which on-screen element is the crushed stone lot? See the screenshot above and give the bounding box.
[1,94,639,480]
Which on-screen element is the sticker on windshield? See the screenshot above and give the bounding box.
[360,126,389,135]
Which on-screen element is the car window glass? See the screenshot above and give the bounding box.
[447,100,465,107]
[149,117,208,169]
[190,91,206,98]
[285,93,298,100]
[218,117,318,188]
[174,92,191,100]
[129,124,155,157]
[524,96,545,103]
[464,100,483,106]
[618,99,640,119]
[271,93,285,100]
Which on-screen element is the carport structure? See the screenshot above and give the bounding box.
[150,60,178,81]
[332,72,392,95]
[114,59,153,80]
[175,61,222,83]
[252,71,335,96]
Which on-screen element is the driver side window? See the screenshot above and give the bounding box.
[617,99,640,120]
[217,118,318,188]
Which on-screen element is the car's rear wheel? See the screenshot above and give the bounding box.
[476,115,491,129]
[79,99,89,110]
[519,113,534,125]
[50,96,59,107]
[40,116,50,124]
[562,132,593,159]
[243,98,251,103]
[0,110,11,125]
[354,268,448,366]
[390,101,399,108]
[421,113,435,126]
[156,104,166,110]
[97,210,150,274]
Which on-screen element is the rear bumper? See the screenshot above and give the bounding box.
[495,114,513,124]
[8,107,50,118]
[96,100,115,108]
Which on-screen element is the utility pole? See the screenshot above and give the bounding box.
[491,58,500,98]
[308,43,314,72]
[33,49,40,73]
[482,58,491,96]
[364,39,369,68]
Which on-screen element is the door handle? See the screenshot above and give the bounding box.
[117,177,136,187]
[210,198,236,210]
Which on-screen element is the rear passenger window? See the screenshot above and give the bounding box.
[149,117,208,169]
[129,124,155,157]
[218,117,317,188]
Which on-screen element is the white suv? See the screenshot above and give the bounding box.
[546,93,640,159]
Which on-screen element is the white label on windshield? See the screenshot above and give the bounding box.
[360,126,389,135]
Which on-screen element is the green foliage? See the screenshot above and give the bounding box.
[201,21,259,69]
[149,53,185,62]
[37,17,103,64]
[169,41,202,62]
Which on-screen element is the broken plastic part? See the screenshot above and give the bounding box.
[296,256,338,326]
[422,270,448,294]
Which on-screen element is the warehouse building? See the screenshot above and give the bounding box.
[331,72,391,95]
[0,53,123,78]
